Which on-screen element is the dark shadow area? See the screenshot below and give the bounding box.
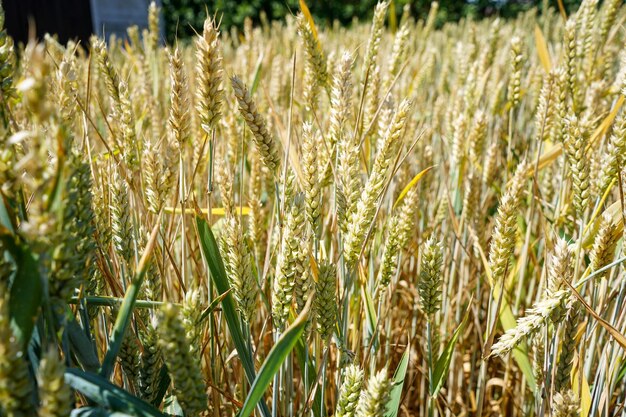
[4,0,93,45]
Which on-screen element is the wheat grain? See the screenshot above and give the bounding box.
[336,364,364,417]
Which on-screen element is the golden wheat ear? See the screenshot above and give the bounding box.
[231,74,281,174]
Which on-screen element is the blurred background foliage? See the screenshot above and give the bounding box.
[161,0,583,42]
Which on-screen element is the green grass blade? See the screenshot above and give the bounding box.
[0,195,16,233]
[362,279,377,336]
[198,289,231,324]
[65,309,100,372]
[71,407,136,417]
[163,395,184,416]
[152,365,171,408]
[195,216,254,375]
[238,299,312,417]
[73,296,171,309]
[431,303,471,397]
[100,222,160,379]
[293,331,321,417]
[9,245,42,347]
[0,230,43,347]
[249,53,264,95]
[617,359,626,382]
[65,368,165,417]
[385,345,410,417]
[195,216,271,417]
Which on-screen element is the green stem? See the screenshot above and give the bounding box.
[506,107,514,182]
[70,296,174,309]
[320,350,327,417]
[427,318,435,417]
[99,223,159,380]
[272,329,281,417]
[99,262,148,379]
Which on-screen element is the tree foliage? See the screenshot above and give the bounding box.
[161,0,582,43]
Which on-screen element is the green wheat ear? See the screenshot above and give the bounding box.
[507,36,523,108]
[50,152,96,302]
[222,216,257,324]
[362,1,390,90]
[38,348,72,417]
[418,236,444,316]
[355,368,391,417]
[336,364,364,417]
[563,114,590,221]
[157,303,208,416]
[147,1,160,53]
[0,1,16,102]
[0,288,36,416]
[554,301,580,393]
[487,160,529,284]
[301,122,321,232]
[378,186,418,294]
[117,330,140,391]
[296,12,329,110]
[139,319,162,404]
[344,99,412,266]
[314,262,338,342]
[272,196,305,329]
[590,213,618,278]
[111,167,134,266]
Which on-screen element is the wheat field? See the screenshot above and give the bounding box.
[0,0,626,416]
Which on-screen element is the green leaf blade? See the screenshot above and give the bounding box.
[385,345,410,417]
[238,301,311,417]
[71,407,136,417]
[65,368,164,417]
[100,222,160,379]
[195,216,271,417]
[431,303,471,397]
[0,232,43,347]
